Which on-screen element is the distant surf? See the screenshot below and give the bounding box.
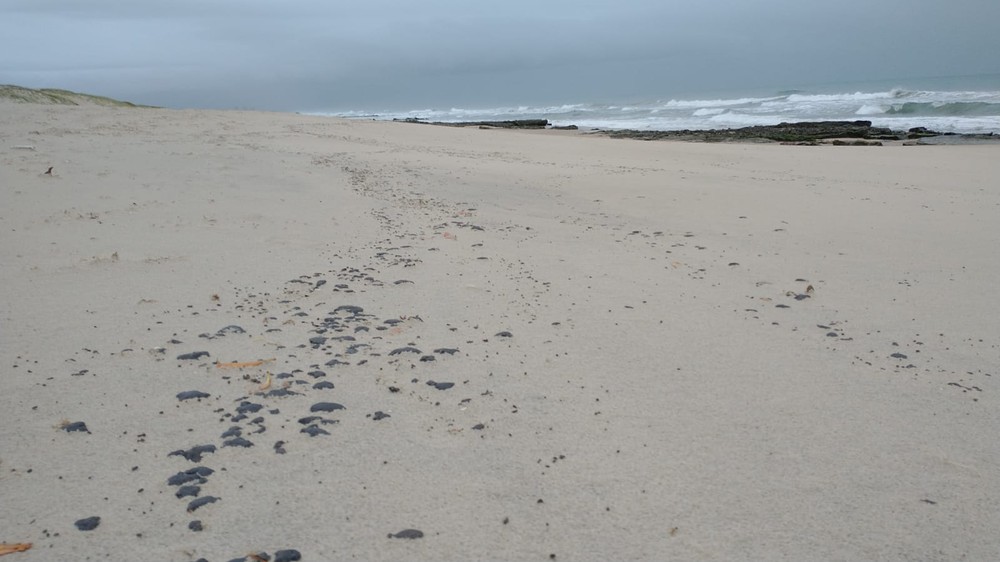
[321,81,1000,135]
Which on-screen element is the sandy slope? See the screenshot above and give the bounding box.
[1,100,998,561]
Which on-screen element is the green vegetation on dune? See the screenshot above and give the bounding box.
[0,85,151,107]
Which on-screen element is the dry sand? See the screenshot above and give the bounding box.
[1,100,998,561]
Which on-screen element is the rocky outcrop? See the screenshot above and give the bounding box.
[597,121,909,142]
[396,118,549,129]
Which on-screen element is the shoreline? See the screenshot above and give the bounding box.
[394,116,1000,145]
[3,97,999,560]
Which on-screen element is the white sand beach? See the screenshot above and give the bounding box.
[2,99,999,561]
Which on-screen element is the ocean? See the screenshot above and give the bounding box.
[322,73,1000,135]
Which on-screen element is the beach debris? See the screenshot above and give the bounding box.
[44,166,53,175]
[370,411,390,421]
[188,520,203,532]
[216,358,275,369]
[74,516,101,531]
[259,371,273,391]
[0,543,32,556]
[215,324,246,336]
[426,380,454,390]
[388,529,424,539]
[60,420,90,433]
[177,351,210,361]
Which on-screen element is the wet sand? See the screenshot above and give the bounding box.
[2,100,999,561]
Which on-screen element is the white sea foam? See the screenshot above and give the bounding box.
[321,82,1000,134]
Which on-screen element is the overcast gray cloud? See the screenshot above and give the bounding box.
[2,1,998,110]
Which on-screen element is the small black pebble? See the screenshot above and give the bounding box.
[223,437,254,448]
[310,402,345,413]
[168,444,217,463]
[389,529,424,539]
[274,550,302,562]
[175,485,201,499]
[63,421,90,433]
[186,496,219,513]
[74,516,101,531]
[177,390,210,401]
[389,346,422,355]
[236,401,263,414]
[301,425,329,437]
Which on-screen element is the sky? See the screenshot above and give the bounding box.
[2,0,999,112]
